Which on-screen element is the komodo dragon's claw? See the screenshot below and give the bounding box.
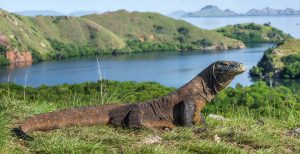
[11,127,34,141]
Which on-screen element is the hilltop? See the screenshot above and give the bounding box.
[250,39,300,78]
[215,23,291,44]
[0,9,244,65]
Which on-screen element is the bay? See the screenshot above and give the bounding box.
[0,44,274,88]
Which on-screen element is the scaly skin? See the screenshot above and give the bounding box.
[14,61,245,139]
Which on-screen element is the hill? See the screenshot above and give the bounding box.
[215,23,291,44]
[0,9,244,65]
[250,39,300,78]
[183,5,238,17]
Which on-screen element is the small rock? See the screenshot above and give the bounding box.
[141,135,162,144]
[194,128,208,134]
[255,119,264,125]
[164,127,171,131]
[213,134,221,143]
[288,127,300,137]
[208,114,229,121]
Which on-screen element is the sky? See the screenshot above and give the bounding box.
[1,0,300,14]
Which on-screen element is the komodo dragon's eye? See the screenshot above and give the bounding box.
[217,62,230,70]
[221,62,230,66]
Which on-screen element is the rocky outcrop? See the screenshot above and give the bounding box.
[6,50,33,64]
[0,34,9,47]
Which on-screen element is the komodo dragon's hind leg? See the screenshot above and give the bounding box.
[181,98,195,126]
[127,107,175,130]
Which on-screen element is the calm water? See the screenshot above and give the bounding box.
[183,16,300,38]
[0,44,274,88]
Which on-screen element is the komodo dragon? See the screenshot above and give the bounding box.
[13,61,245,140]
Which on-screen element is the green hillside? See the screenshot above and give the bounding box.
[83,10,243,50]
[0,9,244,64]
[216,23,291,44]
[250,39,300,78]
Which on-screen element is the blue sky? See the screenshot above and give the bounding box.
[1,0,300,14]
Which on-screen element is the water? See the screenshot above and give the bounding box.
[0,43,275,88]
[182,16,300,38]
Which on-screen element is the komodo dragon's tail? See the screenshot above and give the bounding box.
[12,104,122,140]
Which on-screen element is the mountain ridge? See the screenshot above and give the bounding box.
[170,5,300,18]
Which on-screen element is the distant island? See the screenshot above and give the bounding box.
[170,5,300,18]
[0,9,244,66]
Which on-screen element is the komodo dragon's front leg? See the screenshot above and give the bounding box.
[181,98,207,127]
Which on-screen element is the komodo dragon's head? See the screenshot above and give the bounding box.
[206,61,246,93]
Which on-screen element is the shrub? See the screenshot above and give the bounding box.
[0,55,9,66]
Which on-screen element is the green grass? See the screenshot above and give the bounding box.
[0,81,299,153]
[216,23,291,44]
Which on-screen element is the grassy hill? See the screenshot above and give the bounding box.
[250,39,300,78]
[0,81,299,153]
[83,10,243,49]
[0,9,244,64]
[216,23,291,44]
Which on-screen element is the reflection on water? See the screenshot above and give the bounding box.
[0,43,298,89]
[8,62,32,70]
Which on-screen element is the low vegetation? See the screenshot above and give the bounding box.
[0,80,299,153]
[250,39,300,79]
[0,45,8,65]
[216,23,291,44]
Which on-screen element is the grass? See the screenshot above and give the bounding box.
[0,81,299,153]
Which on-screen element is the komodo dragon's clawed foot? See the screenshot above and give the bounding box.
[199,112,207,126]
[11,127,34,141]
[193,113,208,134]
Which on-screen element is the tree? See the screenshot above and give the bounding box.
[177,27,189,35]
[193,39,213,50]
[0,44,6,55]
